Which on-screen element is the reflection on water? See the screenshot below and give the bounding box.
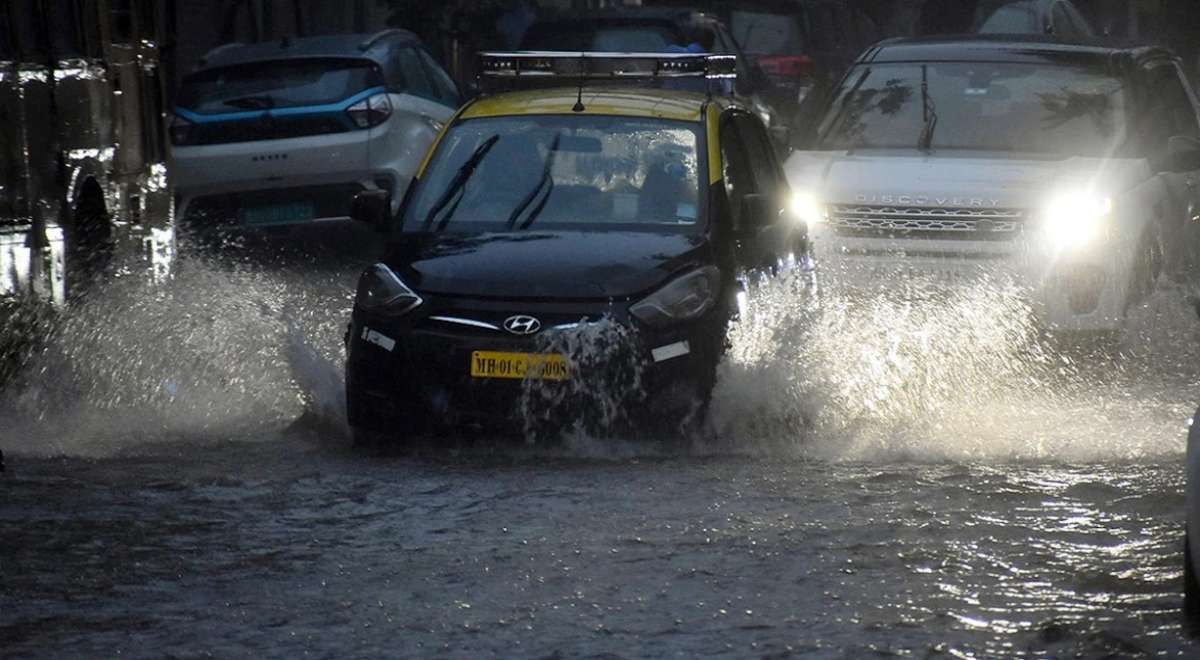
[1,233,1199,657]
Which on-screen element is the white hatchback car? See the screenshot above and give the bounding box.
[171,30,459,232]
[786,37,1200,333]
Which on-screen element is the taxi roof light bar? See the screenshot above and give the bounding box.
[479,51,737,81]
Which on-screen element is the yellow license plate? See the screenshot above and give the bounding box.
[470,351,571,381]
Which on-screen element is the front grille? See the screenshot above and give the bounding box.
[827,205,1025,241]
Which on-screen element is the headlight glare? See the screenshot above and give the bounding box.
[791,191,823,226]
[355,263,422,316]
[630,266,720,328]
[1043,191,1112,248]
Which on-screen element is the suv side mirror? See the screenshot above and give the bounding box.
[1163,135,1200,173]
[769,125,792,151]
[351,190,392,232]
[738,193,777,233]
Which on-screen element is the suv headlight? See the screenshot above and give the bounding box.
[1043,191,1113,248]
[791,191,823,227]
[355,263,422,316]
[630,266,720,328]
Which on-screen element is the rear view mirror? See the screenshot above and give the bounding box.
[738,193,777,233]
[351,190,391,232]
[1163,136,1200,173]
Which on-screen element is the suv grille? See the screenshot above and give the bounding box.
[827,205,1025,241]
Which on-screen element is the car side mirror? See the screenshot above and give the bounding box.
[738,193,777,233]
[769,125,792,150]
[1163,135,1200,173]
[351,190,391,233]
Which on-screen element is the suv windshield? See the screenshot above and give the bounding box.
[818,62,1127,156]
[403,115,704,233]
[178,58,382,114]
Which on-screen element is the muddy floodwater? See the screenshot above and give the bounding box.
[2,243,1199,658]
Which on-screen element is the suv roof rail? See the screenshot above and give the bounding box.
[198,42,244,68]
[359,29,407,52]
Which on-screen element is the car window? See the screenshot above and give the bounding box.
[391,47,436,100]
[1136,63,1199,153]
[819,62,1127,157]
[720,113,756,228]
[734,113,784,199]
[417,49,459,107]
[178,59,383,113]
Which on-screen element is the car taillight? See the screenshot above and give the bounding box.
[169,114,192,145]
[756,55,814,80]
[347,93,392,129]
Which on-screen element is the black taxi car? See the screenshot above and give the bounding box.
[345,52,807,444]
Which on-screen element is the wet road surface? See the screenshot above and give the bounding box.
[2,248,1199,658]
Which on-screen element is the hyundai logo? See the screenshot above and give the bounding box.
[503,315,541,335]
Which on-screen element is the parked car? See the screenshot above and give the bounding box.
[973,0,1096,39]
[645,0,882,143]
[344,52,807,446]
[518,8,780,133]
[785,36,1200,333]
[171,30,459,235]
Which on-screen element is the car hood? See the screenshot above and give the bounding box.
[383,230,710,299]
[784,150,1150,209]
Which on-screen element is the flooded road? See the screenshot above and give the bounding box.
[2,246,1199,658]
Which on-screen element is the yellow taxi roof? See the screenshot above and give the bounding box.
[460,87,733,123]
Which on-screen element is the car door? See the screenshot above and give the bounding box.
[1138,59,1200,272]
[721,110,796,271]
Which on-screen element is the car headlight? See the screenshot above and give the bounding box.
[1043,191,1113,248]
[630,266,720,328]
[355,263,423,316]
[791,191,823,227]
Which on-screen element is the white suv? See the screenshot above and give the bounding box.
[171,30,458,233]
[786,37,1200,332]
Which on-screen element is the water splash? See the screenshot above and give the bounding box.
[519,317,645,442]
[0,252,355,456]
[709,270,1198,462]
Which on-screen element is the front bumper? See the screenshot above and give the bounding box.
[810,226,1136,333]
[345,297,727,435]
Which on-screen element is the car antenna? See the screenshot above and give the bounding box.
[573,52,586,112]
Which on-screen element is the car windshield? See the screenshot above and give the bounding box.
[178,58,383,114]
[818,62,1127,156]
[403,115,705,234]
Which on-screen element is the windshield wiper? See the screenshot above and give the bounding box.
[505,134,561,231]
[223,94,275,110]
[918,65,938,153]
[817,67,869,151]
[422,134,501,231]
